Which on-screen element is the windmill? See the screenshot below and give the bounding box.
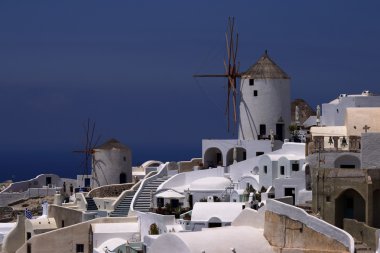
[193,17,242,133]
[73,119,101,188]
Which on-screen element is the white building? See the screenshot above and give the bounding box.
[91,222,139,253]
[185,202,246,231]
[202,51,290,168]
[146,208,273,253]
[239,51,291,141]
[306,93,380,170]
[259,142,306,189]
[92,139,132,187]
[321,91,380,127]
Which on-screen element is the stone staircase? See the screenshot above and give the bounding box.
[85,197,98,211]
[133,177,168,212]
[354,240,373,253]
[109,195,134,217]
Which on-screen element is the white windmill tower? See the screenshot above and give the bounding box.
[239,51,291,141]
[92,138,132,187]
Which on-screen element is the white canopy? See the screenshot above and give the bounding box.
[155,190,185,199]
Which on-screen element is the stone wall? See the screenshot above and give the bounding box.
[264,211,349,252]
[361,133,380,169]
[312,168,380,228]
[88,182,134,198]
[178,158,202,173]
[343,218,379,251]
[306,152,360,169]
[0,207,13,222]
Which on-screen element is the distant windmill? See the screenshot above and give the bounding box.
[73,119,101,187]
[193,17,241,133]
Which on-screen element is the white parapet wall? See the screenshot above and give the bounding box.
[156,167,225,192]
[266,199,354,253]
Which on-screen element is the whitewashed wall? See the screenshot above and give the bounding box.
[92,147,132,187]
[238,78,291,141]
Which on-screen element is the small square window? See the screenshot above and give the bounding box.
[264,166,267,174]
[254,90,258,96]
[280,166,285,175]
[326,196,331,202]
[76,244,84,253]
[292,163,299,171]
[249,79,254,86]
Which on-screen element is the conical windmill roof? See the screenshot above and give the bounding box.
[95,138,130,150]
[243,51,290,79]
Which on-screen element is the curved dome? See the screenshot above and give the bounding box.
[190,177,231,191]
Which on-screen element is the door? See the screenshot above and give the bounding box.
[216,153,222,166]
[276,123,284,141]
[189,194,193,209]
[84,178,91,188]
[45,177,52,186]
[120,173,127,183]
[284,187,295,205]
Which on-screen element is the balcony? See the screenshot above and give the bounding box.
[308,135,361,154]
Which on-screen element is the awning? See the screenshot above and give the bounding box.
[155,190,185,199]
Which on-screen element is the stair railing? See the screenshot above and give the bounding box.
[110,181,141,213]
[129,162,169,215]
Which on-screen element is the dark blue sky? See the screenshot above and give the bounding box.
[1,1,380,181]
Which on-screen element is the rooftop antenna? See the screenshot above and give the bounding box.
[193,17,241,133]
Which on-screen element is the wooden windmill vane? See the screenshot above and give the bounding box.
[193,17,242,132]
[73,119,101,182]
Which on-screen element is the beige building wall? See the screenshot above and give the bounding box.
[48,205,84,228]
[345,108,380,136]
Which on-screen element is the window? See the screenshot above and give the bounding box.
[264,166,267,174]
[260,124,266,136]
[292,163,299,171]
[76,244,84,253]
[27,243,31,253]
[249,79,254,86]
[123,156,127,161]
[61,220,65,228]
[280,166,285,175]
[243,151,247,160]
[326,196,331,202]
[256,152,264,156]
[26,232,31,240]
[254,90,258,96]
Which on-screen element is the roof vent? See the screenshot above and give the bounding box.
[339,94,347,99]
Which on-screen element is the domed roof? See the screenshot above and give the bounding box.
[95,138,130,150]
[189,177,231,191]
[243,50,290,79]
